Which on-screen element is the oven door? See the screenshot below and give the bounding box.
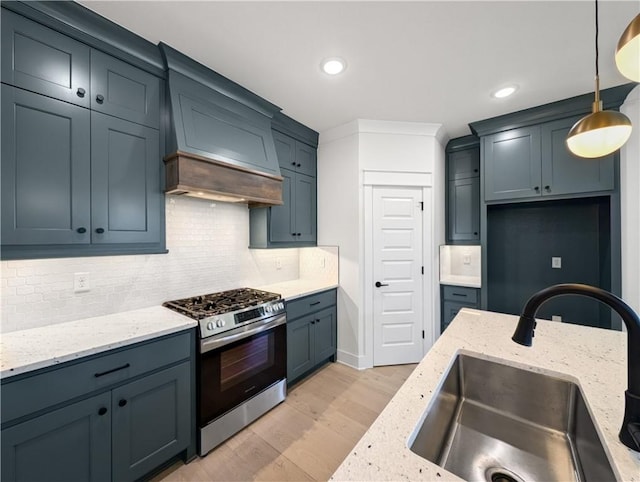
[198,314,286,427]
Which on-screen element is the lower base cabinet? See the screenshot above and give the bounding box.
[286,289,337,385]
[1,331,194,482]
[441,285,480,332]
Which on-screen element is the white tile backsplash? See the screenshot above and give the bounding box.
[0,196,337,333]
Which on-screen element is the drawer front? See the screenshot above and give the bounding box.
[286,289,336,321]
[1,331,192,425]
[442,301,472,330]
[443,286,478,304]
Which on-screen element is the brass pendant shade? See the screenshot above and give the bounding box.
[565,0,634,159]
[615,13,640,82]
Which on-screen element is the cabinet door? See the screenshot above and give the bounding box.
[293,172,317,243]
[448,147,479,180]
[541,117,614,196]
[1,392,111,482]
[111,363,190,482]
[447,178,479,242]
[484,126,542,201]
[287,316,315,383]
[273,130,296,169]
[269,168,295,242]
[1,9,90,108]
[91,50,160,129]
[313,307,336,363]
[442,301,472,332]
[1,85,91,246]
[91,112,161,244]
[295,141,317,177]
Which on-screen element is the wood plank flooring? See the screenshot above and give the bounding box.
[152,362,416,482]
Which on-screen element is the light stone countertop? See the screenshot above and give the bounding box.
[331,308,640,482]
[440,276,481,288]
[0,306,196,379]
[256,279,338,300]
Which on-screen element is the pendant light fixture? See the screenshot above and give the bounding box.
[566,0,633,159]
[616,13,640,82]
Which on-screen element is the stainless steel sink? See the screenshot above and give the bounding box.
[409,353,616,482]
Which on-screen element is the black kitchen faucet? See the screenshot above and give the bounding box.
[512,283,640,452]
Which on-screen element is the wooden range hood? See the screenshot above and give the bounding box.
[160,43,284,208]
[164,151,283,208]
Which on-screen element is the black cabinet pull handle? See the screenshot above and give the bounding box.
[310,301,321,306]
[375,281,389,288]
[76,88,86,98]
[76,227,86,234]
[118,399,127,407]
[96,228,105,234]
[452,293,466,297]
[98,407,108,416]
[96,94,105,104]
[94,363,130,378]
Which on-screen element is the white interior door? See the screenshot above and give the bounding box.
[372,186,424,366]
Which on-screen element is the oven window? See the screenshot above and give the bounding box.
[220,332,275,392]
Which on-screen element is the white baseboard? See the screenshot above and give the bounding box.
[336,349,371,370]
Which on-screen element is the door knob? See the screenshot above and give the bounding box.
[375,281,389,288]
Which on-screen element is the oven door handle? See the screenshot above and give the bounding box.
[200,314,287,353]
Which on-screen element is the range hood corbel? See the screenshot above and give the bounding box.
[159,43,284,208]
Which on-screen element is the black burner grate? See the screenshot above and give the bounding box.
[163,288,280,320]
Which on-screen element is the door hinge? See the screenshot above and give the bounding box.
[422,330,425,339]
[419,201,424,211]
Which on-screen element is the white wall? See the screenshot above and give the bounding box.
[620,85,640,313]
[0,196,333,333]
[318,119,445,369]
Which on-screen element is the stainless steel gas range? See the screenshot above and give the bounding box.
[163,288,286,456]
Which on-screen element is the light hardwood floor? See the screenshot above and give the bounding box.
[153,361,417,482]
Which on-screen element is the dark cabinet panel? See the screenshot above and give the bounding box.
[313,308,337,363]
[111,363,190,482]
[541,117,614,196]
[441,286,479,333]
[295,142,317,177]
[273,130,296,168]
[484,126,542,201]
[269,168,294,242]
[448,147,479,180]
[448,177,479,242]
[1,85,91,246]
[1,9,90,108]
[91,112,161,245]
[91,50,160,129]
[294,173,317,243]
[1,392,111,482]
[286,316,315,383]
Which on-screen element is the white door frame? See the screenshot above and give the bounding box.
[363,170,437,369]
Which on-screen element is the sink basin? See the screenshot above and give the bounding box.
[409,353,616,482]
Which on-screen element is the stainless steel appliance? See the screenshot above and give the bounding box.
[163,288,286,456]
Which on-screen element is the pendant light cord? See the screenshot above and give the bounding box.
[595,0,599,77]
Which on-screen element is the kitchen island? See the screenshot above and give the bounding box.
[331,308,640,481]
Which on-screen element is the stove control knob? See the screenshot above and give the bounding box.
[265,305,272,314]
[216,319,225,328]
[206,321,214,331]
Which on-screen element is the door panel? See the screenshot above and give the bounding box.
[294,173,317,242]
[295,142,317,177]
[287,316,314,382]
[448,177,480,241]
[1,85,91,246]
[269,168,294,242]
[313,308,336,363]
[373,187,424,366]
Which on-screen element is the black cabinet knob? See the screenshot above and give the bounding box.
[296,233,301,236]
[291,162,296,166]
[76,227,87,234]
[534,186,540,191]
[473,169,479,173]
[474,232,478,236]
[118,399,127,407]
[375,281,389,288]
[96,94,105,104]
[98,407,108,416]
[76,88,86,98]
[297,163,301,167]
[544,185,551,191]
[96,228,105,234]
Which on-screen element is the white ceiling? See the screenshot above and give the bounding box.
[79,1,639,140]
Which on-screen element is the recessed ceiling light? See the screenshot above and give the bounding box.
[321,58,346,75]
[492,85,518,99]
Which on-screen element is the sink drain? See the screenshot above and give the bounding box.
[486,467,525,482]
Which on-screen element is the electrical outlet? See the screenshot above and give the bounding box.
[552,315,562,322]
[463,254,471,265]
[552,257,562,269]
[74,272,90,293]
[320,257,326,268]
[275,258,282,270]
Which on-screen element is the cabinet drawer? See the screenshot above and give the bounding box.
[443,286,478,304]
[286,289,336,321]
[1,331,191,425]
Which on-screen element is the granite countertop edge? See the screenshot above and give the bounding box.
[330,308,640,482]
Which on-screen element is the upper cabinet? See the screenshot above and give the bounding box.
[472,84,634,204]
[446,136,480,243]
[250,115,319,248]
[0,4,165,260]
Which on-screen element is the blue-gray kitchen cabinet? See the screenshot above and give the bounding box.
[286,290,337,386]
[0,331,195,482]
[441,285,479,332]
[1,8,91,108]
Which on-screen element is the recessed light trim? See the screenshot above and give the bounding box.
[492,85,518,99]
[321,57,346,75]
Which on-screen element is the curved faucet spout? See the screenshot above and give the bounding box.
[511,283,640,452]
